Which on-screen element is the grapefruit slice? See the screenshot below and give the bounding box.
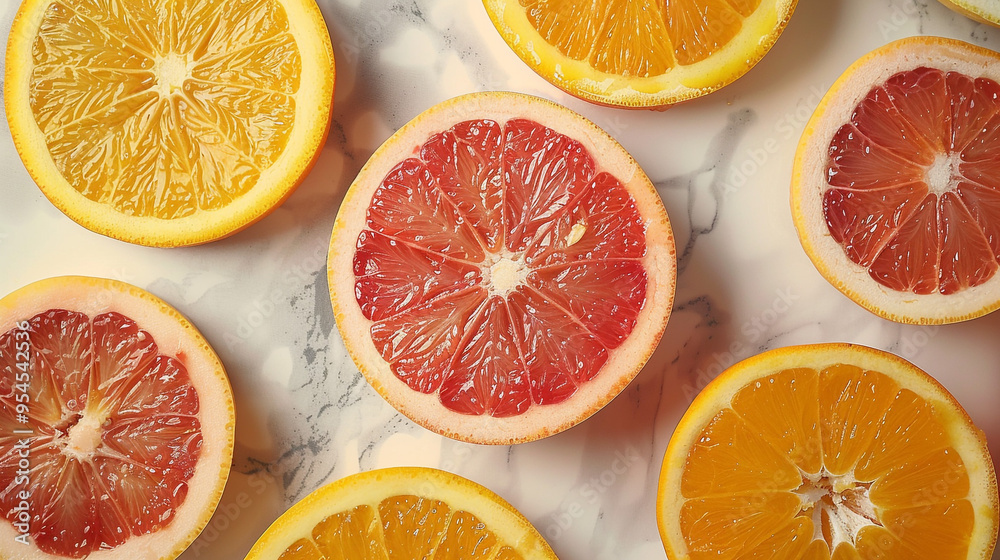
[792,36,1000,324]
[328,91,676,444]
[658,343,999,560]
[4,0,335,247]
[937,0,1000,27]
[245,467,557,559]
[482,0,798,108]
[0,276,234,559]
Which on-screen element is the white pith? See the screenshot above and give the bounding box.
[791,37,1000,324]
[153,53,192,97]
[4,0,335,247]
[795,469,879,550]
[60,410,107,460]
[328,92,677,444]
[657,345,999,560]
[0,276,235,560]
[482,0,798,107]
[926,152,963,195]
[483,250,528,298]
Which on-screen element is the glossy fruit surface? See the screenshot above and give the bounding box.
[4,0,335,246]
[0,276,234,559]
[658,343,998,560]
[329,91,675,444]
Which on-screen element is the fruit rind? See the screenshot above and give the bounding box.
[791,36,1000,324]
[938,0,1000,27]
[0,276,235,560]
[657,343,999,560]
[244,467,558,559]
[482,0,798,109]
[3,0,335,247]
[328,91,676,444]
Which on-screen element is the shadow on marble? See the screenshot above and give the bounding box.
[710,0,845,105]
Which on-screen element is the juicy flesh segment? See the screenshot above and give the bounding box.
[824,68,1000,294]
[678,365,974,559]
[518,0,762,76]
[28,0,301,218]
[0,310,202,558]
[276,496,526,560]
[354,118,649,417]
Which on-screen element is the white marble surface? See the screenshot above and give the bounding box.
[2,0,1000,558]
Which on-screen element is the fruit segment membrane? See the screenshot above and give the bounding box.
[824,67,1000,295]
[679,365,974,559]
[276,496,525,559]
[353,118,649,417]
[0,310,202,558]
[28,0,300,218]
[519,0,761,75]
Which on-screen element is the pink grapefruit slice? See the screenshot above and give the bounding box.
[0,276,234,559]
[328,92,676,444]
[792,36,1000,324]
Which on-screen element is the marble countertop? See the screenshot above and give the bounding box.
[1,0,999,558]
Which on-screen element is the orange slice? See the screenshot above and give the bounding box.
[792,37,1000,324]
[328,91,676,444]
[482,0,798,108]
[657,343,999,560]
[937,0,1000,27]
[4,0,335,247]
[245,467,557,559]
[0,276,234,559]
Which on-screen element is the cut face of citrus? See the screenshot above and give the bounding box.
[4,0,335,247]
[658,343,999,560]
[0,276,234,559]
[482,0,797,108]
[937,0,1000,27]
[328,92,675,444]
[245,467,557,560]
[792,37,1000,324]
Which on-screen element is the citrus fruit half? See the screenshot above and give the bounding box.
[937,0,1000,27]
[792,36,1000,324]
[245,467,557,559]
[4,0,335,247]
[0,276,235,559]
[328,91,676,444]
[658,343,999,560]
[482,0,798,109]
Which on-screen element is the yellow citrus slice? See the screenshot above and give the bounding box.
[792,36,1000,324]
[4,0,335,247]
[482,0,798,108]
[328,91,676,444]
[658,343,998,560]
[245,467,557,559]
[0,276,234,559]
[937,0,1000,27]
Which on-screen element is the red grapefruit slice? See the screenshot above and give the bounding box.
[792,37,1000,324]
[328,92,676,444]
[0,276,234,559]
